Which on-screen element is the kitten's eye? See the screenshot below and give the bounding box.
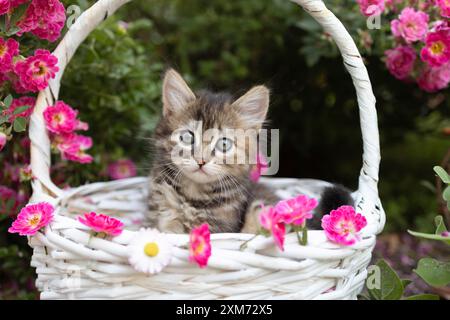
[179,130,194,146]
[215,137,233,153]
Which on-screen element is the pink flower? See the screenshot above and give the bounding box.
[108,159,137,180]
[321,205,367,246]
[6,96,36,122]
[78,212,124,236]
[53,133,93,164]
[385,45,416,80]
[420,30,450,67]
[437,0,450,18]
[391,8,429,43]
[0,131,6,151]
[13,49,58,92]
[357,0,385,17]
[249,153,268,182]
[0,38,19,73]
[275,194,318,226]
[189,223,212,268]
[17,0,66,42]
[259,205,286,251]
[43,101,80,134]
[417,63,450,92]
[0,0,9,15]
[8,202,54,236]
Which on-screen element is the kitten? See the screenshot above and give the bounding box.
[146,69,352,233]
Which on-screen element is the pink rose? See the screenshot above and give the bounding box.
[417,63,450,92]
[259,205,286,251]
[53,133,94,164]
[13,49,58,92]
[357,0,385,17]
[437,0,450,18]
[391,8,429,43]
[275,194,318,226]
[78,212,124,236]
[17,0,66,42]
[385,45,416,80]
[108,159,137,180]
[8,202,54,236]
[420,29,450,67]
[0,38,19,73]
[189,223,212,268]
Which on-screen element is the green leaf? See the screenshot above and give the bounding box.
[401,279,412,289]
[13,117,27,132]
[3,94,13,108]
[434,166,450,184]
[9,3,28,27]
[367,260,404,300]
[443,186,450,203]
[434,215,447,235]
[0,115,9,125]
[12,105,31,116]
[408,230,450,244]
[405,294,439,300]
[414,258,450,287]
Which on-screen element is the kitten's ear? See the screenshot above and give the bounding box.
[232,85,270,129]
[162,69,196,117]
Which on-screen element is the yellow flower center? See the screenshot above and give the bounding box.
[431,41,445,55]
[195,241,204,255]
[0,44,6,57]
[28,214,41,227]
[144,242,159,257]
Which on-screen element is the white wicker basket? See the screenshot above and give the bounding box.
[27,0,385,300]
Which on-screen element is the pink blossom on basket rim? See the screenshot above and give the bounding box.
[43,101,79,134]
[420,29,450,67]
[259,205,286,251]
[0,37,19,73]
[6,96,36,122]
[391,7,429,43]
[385,45,416,80]
[249,152,269,182]
[321,205,367,246]
[437,0,450,18]
[275,194,318,226]
[108,159,137,180]
[13,49,58,92]
[17,0,66,42]
[0,131,6,151]
[356,0,385,17]
[417,63,450,92]
[189,223,212,268]
[8,202,54,236]
[78,212,124,236]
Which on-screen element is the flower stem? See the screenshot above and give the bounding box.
[301,226,308,246]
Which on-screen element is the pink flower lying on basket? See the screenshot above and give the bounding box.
[356,0,385,17]
[0,132,6,151]
[249,152,268,182]
[189,223,211,268]
[0,38,19,73]
[78,212,124,236]
[17,0,66,42]
[321,205,367,246]
[259,205,286,251]
[391,7,429,43]
[275,194,317,226]
[108,159,137,180]
[420,29,450,67]
[385,45,416,80]
[8,202,54,236]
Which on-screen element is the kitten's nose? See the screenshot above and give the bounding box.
[197,160,206,168]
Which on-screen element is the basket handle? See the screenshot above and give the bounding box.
[29,0,384,234]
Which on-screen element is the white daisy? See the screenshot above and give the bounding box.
[128,228,173,274]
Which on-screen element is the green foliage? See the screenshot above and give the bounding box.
[365,260,439,300]
[408,215,450,244]
[414,258,450,288]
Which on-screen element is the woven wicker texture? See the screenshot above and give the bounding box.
[27,0,385,300]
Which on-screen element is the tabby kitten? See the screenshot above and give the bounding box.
[146,69,353,234]
[146,69,278,233]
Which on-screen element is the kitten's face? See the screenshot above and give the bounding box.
[153,69,269,184]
